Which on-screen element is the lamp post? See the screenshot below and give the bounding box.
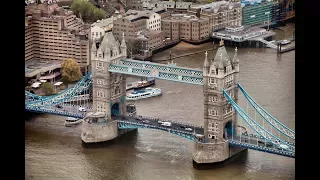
[265,11,270,31]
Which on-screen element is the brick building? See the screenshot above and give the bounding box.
[161,14,210,43]
[25,3,90,73]
[189,1,242,33]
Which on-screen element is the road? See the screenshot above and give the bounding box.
[113,115,204,135]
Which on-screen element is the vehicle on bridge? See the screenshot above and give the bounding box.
[126,87,162,101]
[161,122,172,127]
[78,106,86,112]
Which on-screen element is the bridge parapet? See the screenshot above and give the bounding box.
[109,59,204,85]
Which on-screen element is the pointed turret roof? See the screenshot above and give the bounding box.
[212,40,231,68]
[232,47,239,63]
[98,32,118,53]
[121,32,126,47]
[203,51,210,68]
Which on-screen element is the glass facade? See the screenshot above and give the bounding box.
[242,2,274,26]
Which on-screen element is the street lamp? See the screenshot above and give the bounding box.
[265,11,270,31]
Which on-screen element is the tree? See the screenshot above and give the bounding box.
[126,39,142,57]
[71,0,106,23]
[41,82,54,96]
[61,59,83,87]
[92,8,106,22]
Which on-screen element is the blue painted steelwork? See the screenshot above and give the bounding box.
[117,121,197,142]
[238,83,295,140]
[25,107,85,119]
[223,90,295,152]
[25,73,92,108]
[109,59,204,85]
[228,140,295,158]
[25,72,92,103]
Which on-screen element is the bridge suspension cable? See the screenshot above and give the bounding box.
[223,90,295,152]
[25,73,93,108]
[237,83,295,140]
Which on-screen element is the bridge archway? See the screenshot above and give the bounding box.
[223,121,234,139]
[111,102,120,116]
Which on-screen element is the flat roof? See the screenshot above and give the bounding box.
[216,26,266,36]
[25,59,61,78]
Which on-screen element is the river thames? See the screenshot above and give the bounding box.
[25,24,295,180]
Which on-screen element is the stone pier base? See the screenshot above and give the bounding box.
[192,141,247,170]
[81,120,136,144]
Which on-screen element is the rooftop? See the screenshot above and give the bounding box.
[216,25,267,36]
[162,14,208,22]
[25,59,62,78]
[91,18,114,28]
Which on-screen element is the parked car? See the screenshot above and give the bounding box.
[185,128,193,131]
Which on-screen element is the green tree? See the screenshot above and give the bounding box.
[93,8,106,22]
[71,0,106,23]
[61,59,83,87]
[41,82,54,96]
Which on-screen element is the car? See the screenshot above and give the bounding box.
[142,120,150,123]
[185,128,193,131]
[55,104,63,108]
[161,122,172,127]
[180,125,186,129]
[78,107,86,112]
[278,144,289,150]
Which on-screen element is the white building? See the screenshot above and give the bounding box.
[90,16,121,41]
[146,12,161,31]
[126,10,161,31]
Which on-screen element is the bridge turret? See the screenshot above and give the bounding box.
[203,51,210,76]
[232,47,239,73]
[91,42,97,58]
[120,32,127,57]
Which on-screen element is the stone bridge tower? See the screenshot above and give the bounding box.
[81,32,128,144]
[193,40,243,168]
[90,32,127,120]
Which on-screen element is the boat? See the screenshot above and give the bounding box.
[126,87,162,101]
[64,117,83,127]
[126,77,156,91]
[279,40,291,45]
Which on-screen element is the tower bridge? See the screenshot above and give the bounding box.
[25,32,295,169]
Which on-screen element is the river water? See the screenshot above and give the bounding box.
[25,24,295,180]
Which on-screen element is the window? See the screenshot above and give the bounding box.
[96,61,104,69]
[208,109,218,116]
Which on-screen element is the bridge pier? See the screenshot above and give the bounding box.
[193,142,247,169]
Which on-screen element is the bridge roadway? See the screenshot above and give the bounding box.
[113,115,204,135]
[25,104,92,118]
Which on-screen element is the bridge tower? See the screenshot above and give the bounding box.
[82,32,128,143]
[90,32,127,120]
[193,40,244,168]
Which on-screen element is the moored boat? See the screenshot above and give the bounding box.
[126,87,161,101]
[279,40,291,45]
[126,77,156,91]
[64,117,83,127]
